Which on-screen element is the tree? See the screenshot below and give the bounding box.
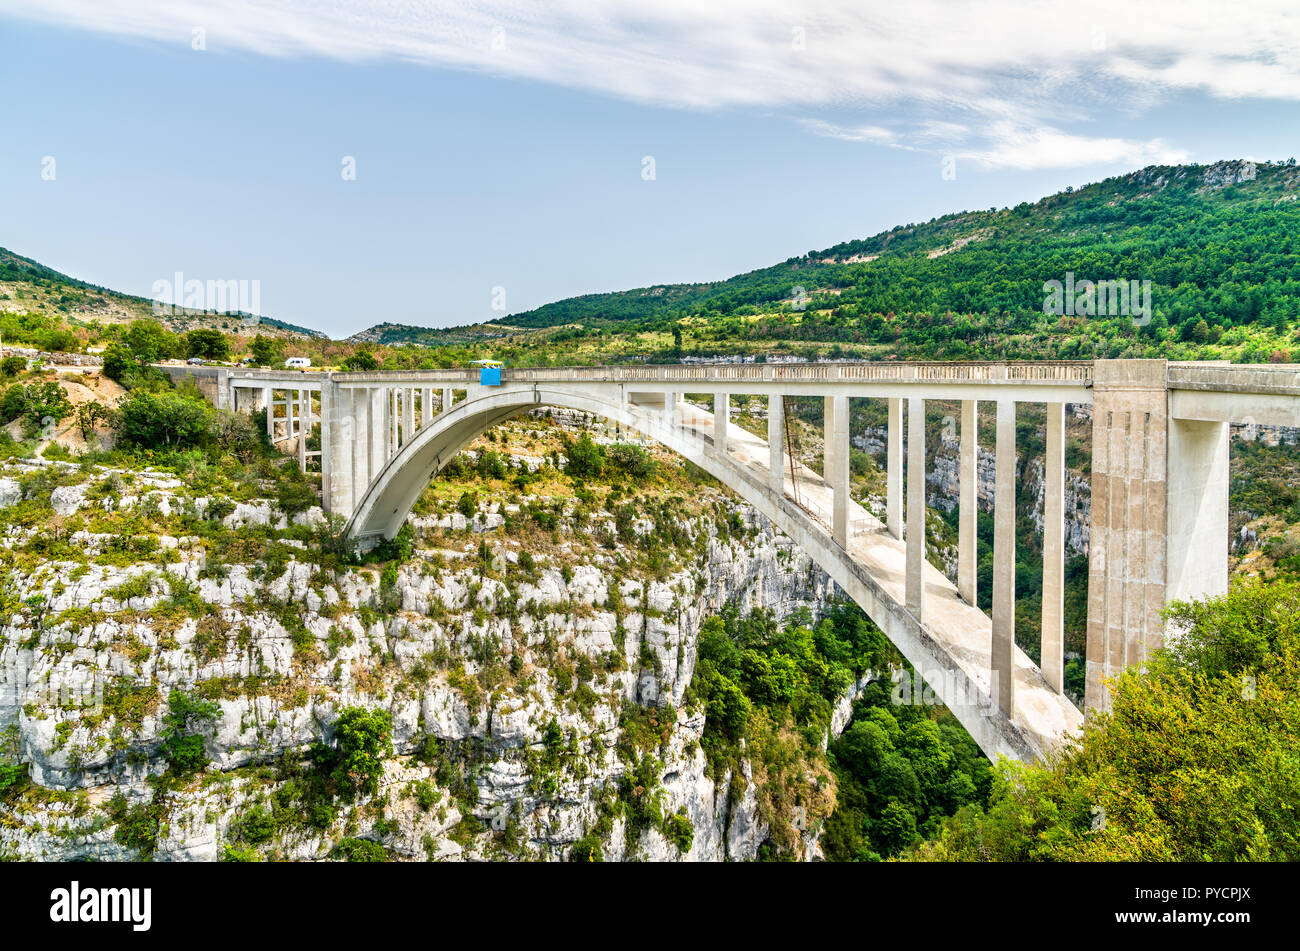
[101,342,137,385]
[120,319,181,364]
[185,328,231,362]
[0,381,72,438]
[115,390,214,449]
[249,334,285,367]
[913,581,1300,861]
[342,349,380,371]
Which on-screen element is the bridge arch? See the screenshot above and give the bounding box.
[345,385,1073,763]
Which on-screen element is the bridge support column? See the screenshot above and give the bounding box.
[442,387,452,415]
[1042,402,1065,692]
[388,389,398,457]
[319,386,331,504]
[263,387,273,437]
[370,388,387,475]
[1086,360,1168,712]
[352,390,371,500]
[403,387,415,445]
[421,387,432,428]
[297,390,310,471]
[993,400,1017,717]
[1167,418,1229,606]
[324,383,354,516]
[768,394,784,495]
[887,397,903,539]
[905,397,926,617]
[714,393,728,454]
[664,392,677,427]
[823,397,836,484]
[958,400,978,605]
[830,395,849,546]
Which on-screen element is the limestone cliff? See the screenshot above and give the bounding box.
[0,450,849,862]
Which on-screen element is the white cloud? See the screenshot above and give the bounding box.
[5,1,1298,168]
[797,119,896,144]
[951,122,1191,171]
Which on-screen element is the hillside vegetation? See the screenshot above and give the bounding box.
[368,159,1300,367]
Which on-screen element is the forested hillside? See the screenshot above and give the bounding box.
[372,159,1300,367]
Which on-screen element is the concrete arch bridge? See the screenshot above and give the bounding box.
[168,359,1300,763]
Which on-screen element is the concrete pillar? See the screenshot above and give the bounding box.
[768,393,785,495]
[320,384,332,504]
[958,399,978,605]
[1166,418,1229,607]
[442,387,453,414]
[353,388,371,502]
[831,394,850,546]
[992,399,1016,718]
[387,387,397,459]
[297,389,308,471]
[823,396,837,484]
[905,397,926,618]
[1041,402,1065,693]
[1085,360,1168,712]
[421,387,432,428]
[325,384,353,516]
[714,392,728,454]
[403,387,415,445]
[664,391,677,427]
[264,386,273,437]
[887,397,903,539]
[369,388,386,477]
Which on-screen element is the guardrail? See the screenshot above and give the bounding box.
[1167,362,1300,395]
[500,361,1095,385]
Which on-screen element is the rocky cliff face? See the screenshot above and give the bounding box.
[0,454,848,862]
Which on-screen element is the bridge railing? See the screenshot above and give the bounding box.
[499,361,1095,385]
[1168,361,1300,394]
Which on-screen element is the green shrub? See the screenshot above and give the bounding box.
[330,707,392,801]
[605,443,656,479]
[566,433,603,479]
[569,833,603,862]
[159,690,221,777]
[662,808,694,853]
[116,390,215,450]
[232,804,276,844]
[330,837,387,862]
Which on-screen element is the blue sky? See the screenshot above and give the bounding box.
[3,2,1300,337]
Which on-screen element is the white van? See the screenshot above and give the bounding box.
[284,357,311,369]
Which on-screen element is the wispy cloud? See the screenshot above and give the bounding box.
[797,119,896,144]
[5,1,1297,169]
[950,123,1191,171]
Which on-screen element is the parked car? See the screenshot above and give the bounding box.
[186,356,205,365]
[284,357,311,369]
